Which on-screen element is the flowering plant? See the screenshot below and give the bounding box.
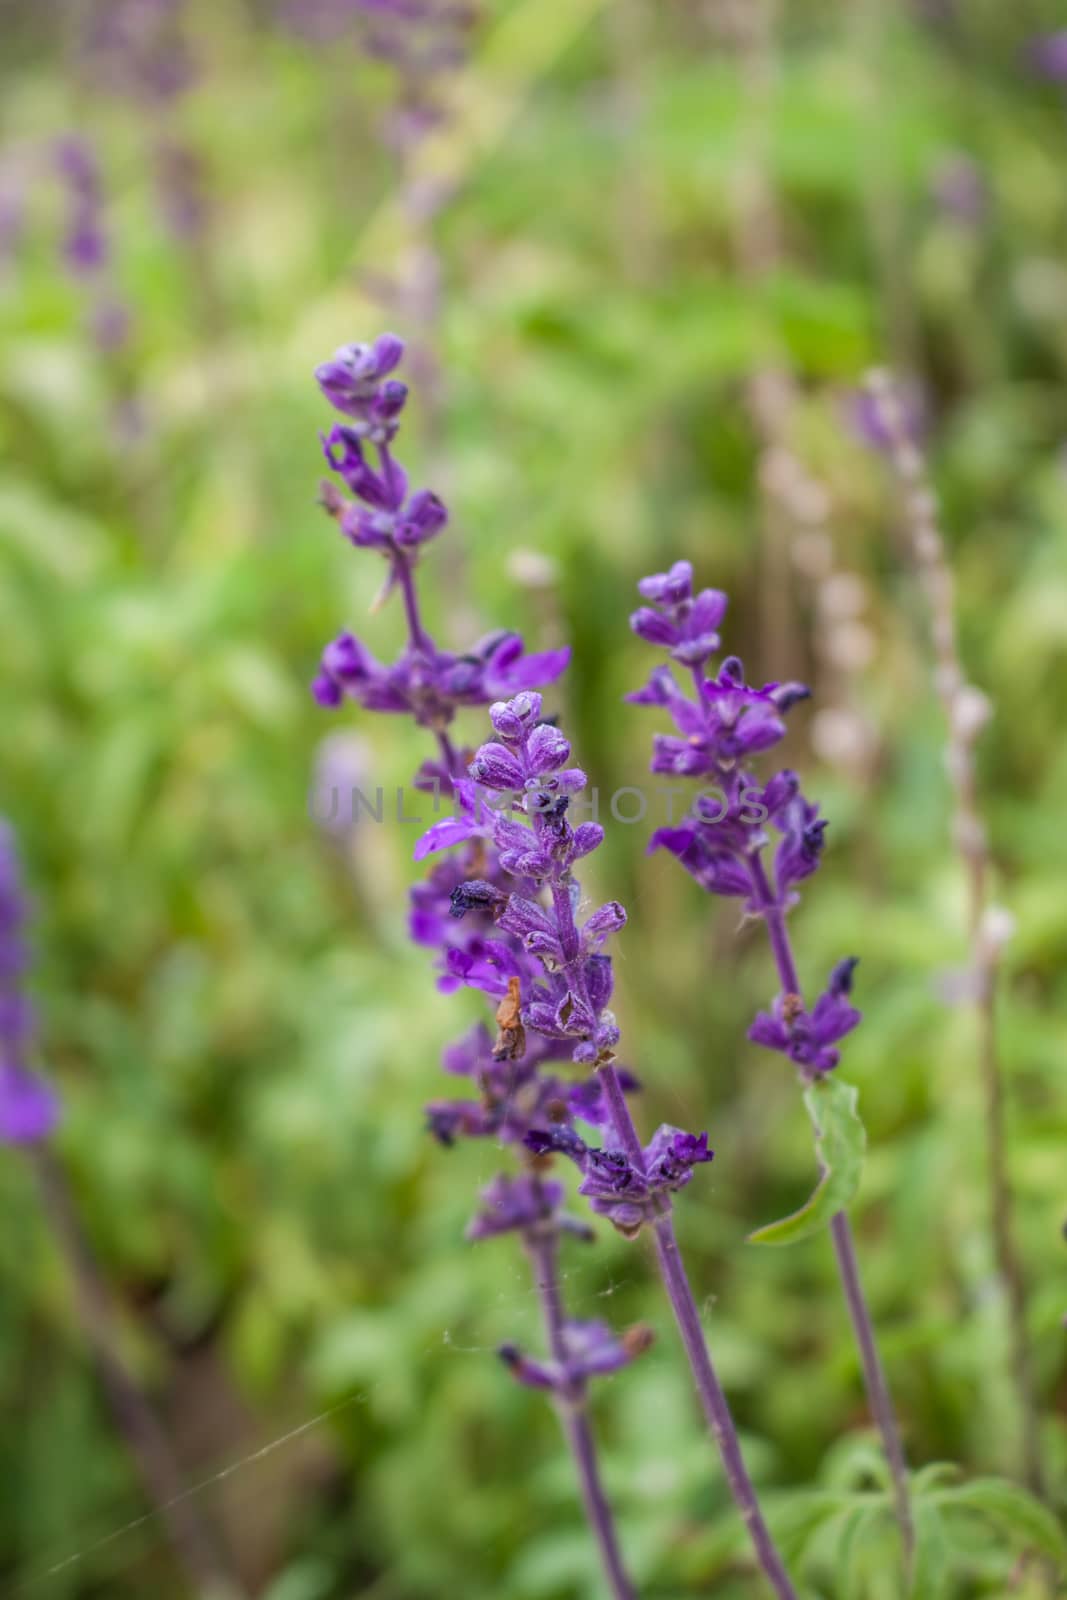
[310,334,798,1597]
[628,557,914,1559]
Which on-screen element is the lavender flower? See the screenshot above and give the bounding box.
[0,824,60,1146]
[629,561,913,1560]
[309,335,638,1597]
[309,345,797,1597]
[55,138,109,278]
[627,564,857,1083]
[311,338,567,725]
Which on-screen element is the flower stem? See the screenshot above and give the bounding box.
[747,853,913,1564]
[26,1145,242,1599]
[376,440,434,656]
[394,554,433,655]
[828,1210,913,1560]
[599,1065,796,1599]
[650,1209,797,1600]
[525,1230,636,1600]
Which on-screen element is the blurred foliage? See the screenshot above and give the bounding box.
[2,0,1067,1596]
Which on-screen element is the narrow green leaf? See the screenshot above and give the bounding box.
[909,1504,949,1600]
[748,1077,866,1247]
[911,1462,963,1497]
[932,1478,1067,1569]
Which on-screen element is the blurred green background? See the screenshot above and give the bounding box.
[3,1,1067,1596]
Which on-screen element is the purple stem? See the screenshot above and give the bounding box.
[377,441,434,655]
[436,728,459,776]
[26,1145,242,1599]
[525,1229,636,1600]
[650,1206,797,1600]
[598,1059,796,1599]
[395,556,433,654]
[747,853,914,1564]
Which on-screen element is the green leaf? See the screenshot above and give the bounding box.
[911,1462,963,1497]
[749,1077,866,1247]
[909,1504,950,1600]
[932,1478,1067,1570]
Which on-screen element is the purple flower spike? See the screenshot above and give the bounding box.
[311,347,571,731]
[0,823,60,1147]
[629,561,863,1084]
[306,336,645,1596]
[630,563,728,669]
[749,959,862,1081]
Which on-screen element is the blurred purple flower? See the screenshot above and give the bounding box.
[1027,32,1067,84]
[499,1318,649,1395]
[0,825,60,1147]
[931,154,988,226]
[846,384,925,455]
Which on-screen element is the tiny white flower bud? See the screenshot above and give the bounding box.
[980,905,1016,951]
[818,573,867,621]
[827,621,876,672]
[952,685,993,741]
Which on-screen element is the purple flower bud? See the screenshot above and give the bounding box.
[376,378,409,418]
[829,956,858,996]
[469,742,525,792]
[584,955,614,1013]
[526,723,571,776]
[637,561,692,605]
[582,902,627,943]
[630,608,678,647]
[323,426,396,507]
[312,671,343,707]
[488,702,524,741]
[397,489,448,547]
[316,334,406,417]
[769,683,811,714]
[570,823,604,860]
[496,896,555,941]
